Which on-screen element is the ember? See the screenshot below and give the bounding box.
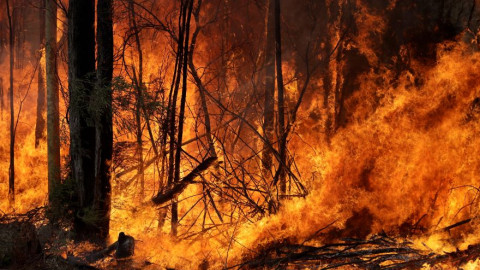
[1,0,480,269]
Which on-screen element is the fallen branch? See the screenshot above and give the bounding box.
[235,233,480,269]
[152,157,217,205]
[443,218,472,232]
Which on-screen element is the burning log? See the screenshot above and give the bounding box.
[152,157,217,205]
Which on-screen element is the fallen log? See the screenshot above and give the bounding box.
[152,157,217,205]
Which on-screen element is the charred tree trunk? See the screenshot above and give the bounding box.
[46,0,61,205]
[35,0,46,148]
[262,0,275,177]
[274,0,286,195]
[173,0,194,236]
[94,0,113,240]
[6,0,15,206]
[166,0,186,236]
[68,0,97,238]
[166,40,181,236]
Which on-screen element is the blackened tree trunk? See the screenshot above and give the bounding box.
[68,0,97,237]
[172,0,194,236]
[166,0,186,237]
[94,0,113,240]
[262,0,275,177]
[46,0,61,205]
[275,0,286,195]
[35,0,46,148]
[6,0,15,206]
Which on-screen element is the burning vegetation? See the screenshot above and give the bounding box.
[2,0,480,269]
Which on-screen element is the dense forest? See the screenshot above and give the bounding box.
[2,0,480,269]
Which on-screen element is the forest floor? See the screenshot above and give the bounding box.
[2,207,480,269]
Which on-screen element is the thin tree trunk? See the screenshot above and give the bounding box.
[6,0,15,206]
[263,0,275,178]
[35,0,46,148]
[94,0,113,240]
[275,0,286,195]
[167,0,187,236]
[46,0,60,205]
[172,0,194,236]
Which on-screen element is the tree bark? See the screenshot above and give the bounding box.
[274,0,286,194]
[68,0,97,237]
[94,0,113,240]
[46,0,60,205]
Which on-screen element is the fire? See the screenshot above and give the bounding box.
[3,0,480,269]
[0,61,48,213]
